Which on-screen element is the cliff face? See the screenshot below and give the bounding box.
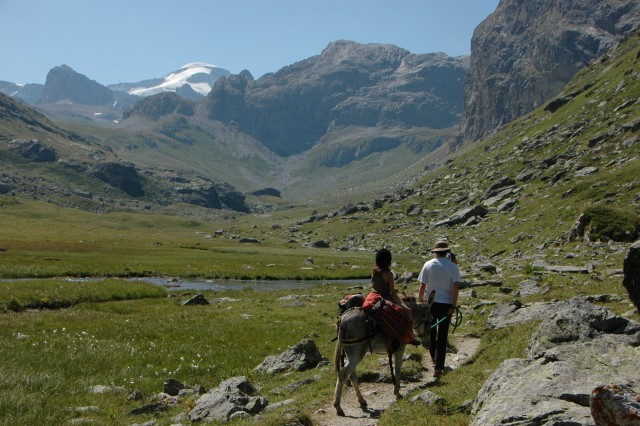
[200,40,468,156]
[460,0,640,142]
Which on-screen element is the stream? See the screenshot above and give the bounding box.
[129,277,368,292]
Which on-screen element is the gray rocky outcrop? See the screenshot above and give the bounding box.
[623,240,640,310]
[461,0,640,142]
[15,139,57,162]
[91,162,144,197]
[433,204,488,228]
[182,293,209,306]
[472,298,640,425]
[201,41,468,157]
[176,182,249,212]
[189,376,267,423]
[253,338,324,373]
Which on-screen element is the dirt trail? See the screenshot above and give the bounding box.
[311,336,480,426]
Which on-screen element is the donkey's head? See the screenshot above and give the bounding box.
[406,290,435,349]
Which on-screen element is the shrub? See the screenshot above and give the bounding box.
[583,206,640,242]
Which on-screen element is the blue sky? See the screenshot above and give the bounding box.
[0,0,499,85]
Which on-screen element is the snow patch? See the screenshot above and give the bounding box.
[128,62,229,97]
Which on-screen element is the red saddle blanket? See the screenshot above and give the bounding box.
[362,292,413,344]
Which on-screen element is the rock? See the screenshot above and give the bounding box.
[129,402,167,416]
[163,378,185,396]
[396,271,418,283]
[575,166,598,177]
[264,398,295,411]
[253,338,324,373]
[411,390,444,406]
[472,298,640,426]
[250,187,281,197]
[0,182,10,194]
[590,384,640,425]
[177,182,249,212]
[310,240,330,248]
[486,300,554,330]
[526,297,635,358]
[434,204,488,228]
[239,238,260,243]
[17,140,57,162]
[476,262,497,274]
[189,376,267,423]
[517,279,549,297]
[566,213,590,243]
[532,259,592,273]
[89,384,125,394]
[91,162,144,197]
[484,177,515,198]
[623,240,640,311]
[182,293,209,306]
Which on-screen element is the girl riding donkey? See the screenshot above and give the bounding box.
[333,248,434,416]
[364,248,421,348]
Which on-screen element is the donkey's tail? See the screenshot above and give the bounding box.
[333,339,343,372]
[333,319,344,372]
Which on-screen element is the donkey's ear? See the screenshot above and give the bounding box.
[427,290,436,306]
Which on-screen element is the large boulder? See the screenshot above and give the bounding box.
[189,376,267,423]
[91,162,144,197]
[590,384,640,425]
[471,299,640,426]
[17,140,57,162]
[623,240,640,310]
[253,338,323,373]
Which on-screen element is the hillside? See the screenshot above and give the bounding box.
[300,28,640,264]
[0,94,251,213]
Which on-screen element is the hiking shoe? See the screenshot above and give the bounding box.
[433,369,444,378]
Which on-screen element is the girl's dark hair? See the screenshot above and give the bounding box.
[375,248,392,270]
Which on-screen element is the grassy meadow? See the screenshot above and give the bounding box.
[0,196,634,424]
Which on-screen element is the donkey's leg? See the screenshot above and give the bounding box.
[349,344,368,410]
[333,345,367,415]
[349,370,368,410]
[334,349,357,416]
[392,345,406,400]
[333,374,346,416]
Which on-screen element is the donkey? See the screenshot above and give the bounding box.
[332,292,435,416]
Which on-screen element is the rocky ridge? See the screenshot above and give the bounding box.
[460,0,640,142]
[197,41,468,156]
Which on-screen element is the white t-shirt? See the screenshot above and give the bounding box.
[418,256,460,304]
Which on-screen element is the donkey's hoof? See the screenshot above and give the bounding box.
[359,400,368,409]
[335,407,345,417]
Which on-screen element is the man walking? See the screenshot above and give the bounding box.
[418,241,460,377]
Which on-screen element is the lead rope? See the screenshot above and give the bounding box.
[429,306,463,333]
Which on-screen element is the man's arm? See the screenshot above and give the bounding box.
[447,281,459,315]
[418,282,426,301]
